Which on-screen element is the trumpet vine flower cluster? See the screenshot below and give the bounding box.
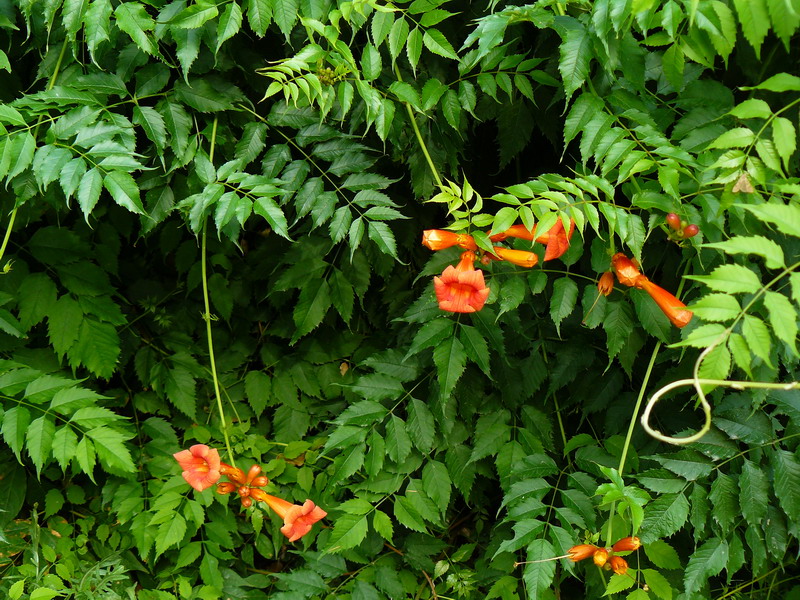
[422,218,575,313]
[568,536,641,576]
[174,444,327,542]
[609,253,693,328]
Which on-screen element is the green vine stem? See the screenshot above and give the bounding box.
[394,65,444,189]
[0,40,68,271]
[199,117,236,467]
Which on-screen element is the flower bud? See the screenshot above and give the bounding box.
[491,247,539,268]
[241,497,253,508]
[609,555,628,575]
[226,467,246,484]
[422,229,477,251]
[237,486,251,498]
[251,476,269,488]
[216,482,237,495]
[612,536,641,552]
[246,464,262,484]
[249,488,269,503]
[567,544,599,562]
[665,213,681,230]
[597,271,614,296]
[593,548,609,567]
[683,224,699,238]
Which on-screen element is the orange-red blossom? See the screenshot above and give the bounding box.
[253,493,328,542]
[173,444,222,492]
[609,556,628,575]
[566,536,639,576]
[433,251,490,313]
[611,253,693,328]
[489,219,575,261]
[597,271,614,296]
[612,536,641,552]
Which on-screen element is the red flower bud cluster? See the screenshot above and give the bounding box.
[665,212,699,241]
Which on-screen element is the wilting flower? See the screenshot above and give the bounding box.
[422,229,477,251]
[597,271,614,296]
[612,536,641,552]
[259,494,328,542]
[491,247,539,268]
[567,544,600,562]
[434,251,490,313]
[609,555,628,575]
[611,253,693,328]
[173,444,222,492]
[593,548,609,567]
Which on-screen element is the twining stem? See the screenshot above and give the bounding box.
[0,40,69,270]
[394,65,443,189]
[199,117,235,467]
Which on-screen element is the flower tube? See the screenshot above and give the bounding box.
[422,229,477,251]
[491,247,539,268]
[611,253,692,328]
[567,544,600,561]
[258,494,328,542]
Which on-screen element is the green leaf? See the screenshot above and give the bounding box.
[459,324,490,376]
[88,426,134,474]
[630,288,671,343]
[644,539,681,570]
[174,78,239,112]
[739,459,768,527]
[155,513,186,556]
[407,397,435,453]
[704,235,784,269]
[687,264,761,294]
[744,72,800,92]
[367,221,398,259]
[638,492,689,543]
[215,1,242,51]
[673,323,727,348]
[104,171,144,214]
[291,279,331,343]
[114,2,157,55]
[372,510,394,542]
[351,374,404,402]
[522,539,556,600]
[603,300,634,359]
[742,314,773,368]
[772,449,800,523]
[708,473,738,534]
[559,23,592,102]
[406,26,423,72]
[26,415,55,474]
[733,0,770,57]
[708,127,755,149]
[246,0,272,36]
[603,573,635,596]
[422,28,457,60]
[684,538,728,595]
[422,460,451,512]
[432,336,466,399]
[469,411,511,464]
[739,202,800,238]
[688,293,740,322]
[69,318,120,379]
[360,43,382,81]
[388,16,409,63]
[550,277,578,335]
[772,117,796,169]
[385,415,412,463]
[273,0,299,39]
[2,406,31,460]
[371,10,394,46]
[254,196,290,239]
[763,291,797,354]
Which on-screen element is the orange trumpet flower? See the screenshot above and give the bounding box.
[597,271,614,296]
[611,253,693,328]
[173,444,222,492]
[422,229,477,251]
[433,251,490,313]
[490,223,536,242]
[593,548,609,567]
[259,494,328,542]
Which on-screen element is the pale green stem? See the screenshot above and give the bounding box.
[394,65,443,188]
[199,117,235,467]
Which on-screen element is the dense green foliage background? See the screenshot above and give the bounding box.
[2,0,800,598]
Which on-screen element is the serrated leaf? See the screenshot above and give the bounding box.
[550,277,578,335]
[114,2,157,55]
[559,23,592,102]
[742,314,773,368]
[639,493,689,543]
[688,293,740,322]
[522,539,556,600]
[739,459,768,527]
[432,336,466,399]
[422,28,457,59]
[687,264,761,294]
[103,170,144,214]
[684,538,728,595]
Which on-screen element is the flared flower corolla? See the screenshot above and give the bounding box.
[540,218,575,261]
[173,444,221,492]
[593,548,609,567]
[611,253,693,328]
[434,251,490,313]
[260,494,328,542]
[422,229,477,251]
